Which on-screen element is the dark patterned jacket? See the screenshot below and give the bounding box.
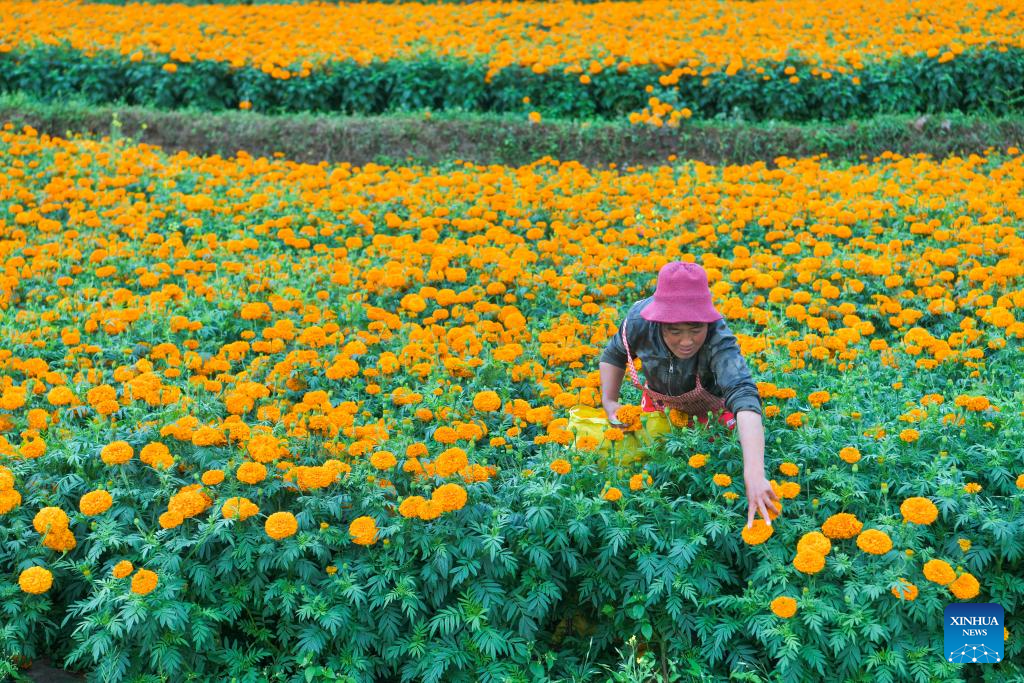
[600,297,763,416]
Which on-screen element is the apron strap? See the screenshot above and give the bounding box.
[621,324,646,392]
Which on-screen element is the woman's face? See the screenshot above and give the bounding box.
[661,322,708,359]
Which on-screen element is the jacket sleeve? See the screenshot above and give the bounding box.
[599,316,629,369]
[599,301,644,369]
[707,322,763,416]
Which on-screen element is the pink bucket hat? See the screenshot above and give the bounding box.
[640,261,722,323]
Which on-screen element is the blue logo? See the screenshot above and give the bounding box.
[944,603,1004,664]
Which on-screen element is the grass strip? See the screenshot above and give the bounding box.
[1,94,1022,167]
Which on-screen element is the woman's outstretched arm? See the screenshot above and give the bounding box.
[599,361,626,424]
[736,409,780,527]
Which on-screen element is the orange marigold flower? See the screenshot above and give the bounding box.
[349,515,379,545]
[766,480,785,520]
[460,463,491,483]
[168,489,211,519]
[793,550,826,574]
[222,496,259,521]
[797,531,831,556]
[856,529,893,555]
[839,446,861,464]
[19,566,53,594]
[779,462,799,476]
[713,473,732,487]
[900,497,938,525]
[432,483,468,512]
[432,426,458,444]
[958,538,972,552]
[891,578,918,601]
[629,472,652,490]
[899,428,920,443]
[821,512,862,539]
[0,489,22,514]
[47,386,75,406]
[19,438,46,459]
[668,409,690,428]
[923,559,956,586]
[33,506,69,534]
[79,490,113,516]
[615,405,642,431]
[603,427,624,442]
[418,499,444,520]
[472,391,502,412]
[399,495,427,518]
[406,442,429,458]
[602,486,623,502]
[963,482,982,494]
[370,450,397,470]
[100,440,133,465]
[191,426,226,447]
[949,572,980,600]
[741,519,774,545]
[247,434,284,463]
[688,453,707,468]
[0,465,13,491]
[130,568,159,595]
[158,510,183,529]
[435,447,468,477]
[770,596,797,618]
[807,391,830,408]
[779,481,800,498]
[201,469,225,486]
[86,384,116,405]
[42,526,77,552]
[550,458,571,475]
[112,560,134,579]
[236,461,268,484]
[140,442,173,469]
[265,511,298,540]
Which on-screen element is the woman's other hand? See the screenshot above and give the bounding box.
[602,400,625,427]
[599,362,628,427]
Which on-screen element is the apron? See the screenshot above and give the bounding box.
[622,327,735,429]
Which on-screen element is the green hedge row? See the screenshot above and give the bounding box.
[1,45,1024,122]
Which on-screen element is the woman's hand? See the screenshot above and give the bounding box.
[745,474,781,528]
[602,400,625,426]
[735,411,776,527]
[599,362,628,426]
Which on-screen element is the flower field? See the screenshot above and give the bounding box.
[0,118,1022,681]
[1,0,1024,121]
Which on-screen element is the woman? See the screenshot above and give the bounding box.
[599,260,779,529]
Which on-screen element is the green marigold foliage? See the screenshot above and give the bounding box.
[1,46,1024,121]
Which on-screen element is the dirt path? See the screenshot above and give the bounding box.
[1,99,1022,168]
[21,659,85,682]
